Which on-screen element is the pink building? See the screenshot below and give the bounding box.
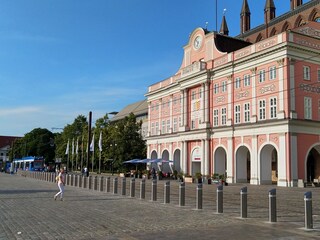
[146,0,320,187]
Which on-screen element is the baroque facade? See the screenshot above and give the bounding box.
[145,0,320,187]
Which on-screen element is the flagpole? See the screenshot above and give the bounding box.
[99,150,101,174]
[87,111,92,175]
[81,135,84,171]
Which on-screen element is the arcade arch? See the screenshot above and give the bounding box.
[260,144,278,185]
[235,146,251,183]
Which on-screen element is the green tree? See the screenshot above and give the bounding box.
[11,128,55,164]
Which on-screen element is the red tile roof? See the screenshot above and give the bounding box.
[0,136,21,148]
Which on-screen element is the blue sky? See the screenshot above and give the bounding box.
[0,0,309,136]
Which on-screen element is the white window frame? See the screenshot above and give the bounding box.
[259,70,265,83]
[270,97,277,119]
[221,107,227,125]
[214,84,219,94]
[317,68,320,82]
[166,119,170,133]
[244,103,250,122]
[162,120,166,134]
[269,66,276,80]
[235,77,241,89]
[173,118,177,132]
[303,66,311,80]
[222,81,227,92]
[191,90,196,100]
[259,100,266,120]
[244,74,250,87]
[151,122,155,135]
[304,97,312,119]
[213,109,219,126]
[235,105,241,124]
[155,122,159,134]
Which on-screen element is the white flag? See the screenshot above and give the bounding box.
[76,138,79,154]
[90,134,95,152]
[98,131,102,152]
[65,140,69,155]
[71,138,74,155]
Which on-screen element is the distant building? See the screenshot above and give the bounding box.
[110,100,148,139]
[0,136,21,168]
[146,0,320,186]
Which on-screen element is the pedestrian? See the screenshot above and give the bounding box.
[84,167,89,177]
[54,168,65,201]
[151,167,156,180]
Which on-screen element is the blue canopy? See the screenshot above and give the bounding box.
[123,159,141,164]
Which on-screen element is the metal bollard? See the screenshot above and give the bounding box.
[151,179,157,201]
[240,187,247,218]
[217,185,223,213]
[70,174,74,186]
[269,189,277,222]
[99,176,104,192]
[140,178,146,199]
[76,175,81,187]
[88,176,92,190]
[113,177,118,194]
[164,181,170,204]
[179,182,185,207]
[196,183,203,210]
[122,178,126,196]
[93,176,98,191]
[106,177,111,192]
[74,174,78,187]
[130,178,135,198]
[82,176,87,188]
[304,191,313,229]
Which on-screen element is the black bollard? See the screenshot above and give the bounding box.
[304,191,313,229]
[106,177,111,192]
[130,178,135,198]
[140,178,146,199]
[196,184,203,210]
[122,178,126,196]
[151,179,157,201]
[240,186,247,218]
[217,185,223,213]
[113,177,118,194]
[99,176,104,192]
[269,189,277,222]
[164,181,170,204]
[179,182,185,207]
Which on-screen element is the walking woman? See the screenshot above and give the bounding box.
[54,168,65,201]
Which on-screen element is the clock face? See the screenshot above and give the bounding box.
[194,35,202,50]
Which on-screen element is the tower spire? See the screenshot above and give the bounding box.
[219,15,229,36]
[240,0,251,34]
[264,0,276,24]
[290,0,303,10]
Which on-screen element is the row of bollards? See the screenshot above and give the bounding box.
[21,171,314,230]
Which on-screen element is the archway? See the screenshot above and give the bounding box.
[236,146,251,183]
[161,150,171,173]
[306,146,320,183]
[214,147,227,176]
[173,149,181,173]
[191,147,201,176]
[150,150,158,170]
[260,144,277,185]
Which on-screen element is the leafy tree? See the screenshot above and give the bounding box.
[11,128,55,164]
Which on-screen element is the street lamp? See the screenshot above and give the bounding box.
[110,141,117,175]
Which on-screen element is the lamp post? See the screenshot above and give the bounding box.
[110,141,117,175]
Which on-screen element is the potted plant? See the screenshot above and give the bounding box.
[157,170,163,180]
[195,172,202,184]
[184,173,193,183]
[177,171,184,182]
[212,173,220,184]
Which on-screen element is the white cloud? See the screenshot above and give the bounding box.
[0,106,41,117]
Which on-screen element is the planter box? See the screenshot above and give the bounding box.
[184,177,193,183]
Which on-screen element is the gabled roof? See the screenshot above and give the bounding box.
[110,99,148,122]
[0,136,21,148]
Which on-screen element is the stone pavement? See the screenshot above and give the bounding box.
[1,173,320,240]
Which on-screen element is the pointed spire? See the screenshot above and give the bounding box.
[290,0,303,10]
[241,0,251,14]
[264,0,276,23]
[219,15,229,36]
[240,0,251,34]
